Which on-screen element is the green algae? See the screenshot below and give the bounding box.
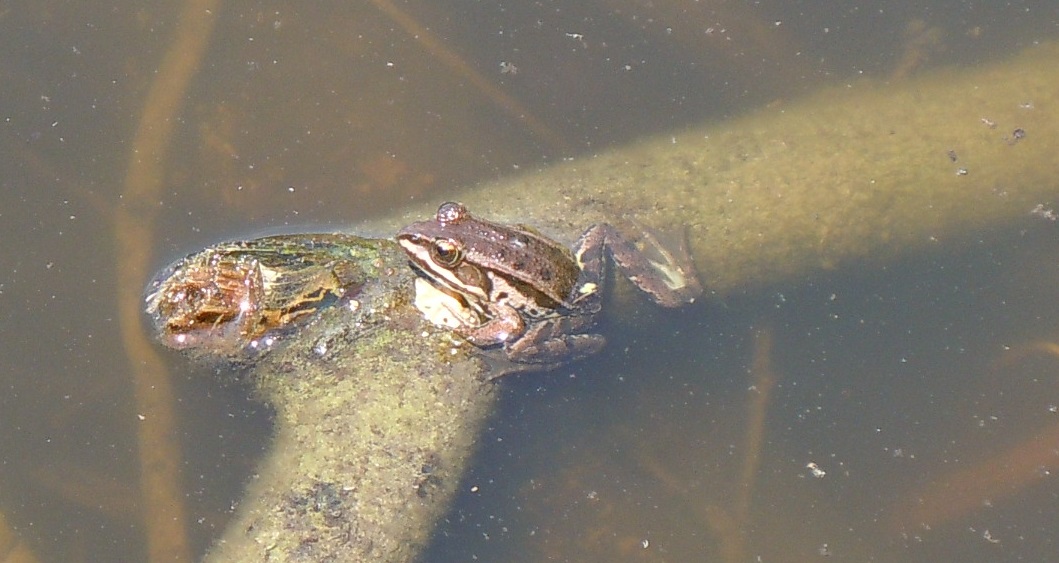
[203,238,494,562]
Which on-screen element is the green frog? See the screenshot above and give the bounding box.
[397,202,701,368]
[144,234,369,357]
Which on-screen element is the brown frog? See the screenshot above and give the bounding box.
[397,202,701,367]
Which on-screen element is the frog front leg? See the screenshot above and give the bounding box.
[456,302,525,348]
[573,223,702,308]
[504,313,605,364]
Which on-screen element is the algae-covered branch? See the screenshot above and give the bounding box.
[147,234,496,562]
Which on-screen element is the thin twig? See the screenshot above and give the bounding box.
[28,462,141,521]
[716,325,778,563]
[0,509,42,563]
[602,0,813,96]
[368,0,570,153]
[672,326,778,562]
[737,326,776,522]
[892,421,1059,533]
[893,341,1059,532]
[116,1,220,561]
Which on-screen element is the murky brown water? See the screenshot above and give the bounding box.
[423,225,1059,562]
[1,1,1057,561]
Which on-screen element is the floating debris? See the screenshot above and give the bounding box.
[1030,204,1057,221]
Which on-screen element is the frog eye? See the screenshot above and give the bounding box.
[431,239,463,266]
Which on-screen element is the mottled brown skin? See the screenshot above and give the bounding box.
[397,202,701,366]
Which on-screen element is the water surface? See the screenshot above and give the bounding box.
[1,1,1056,560]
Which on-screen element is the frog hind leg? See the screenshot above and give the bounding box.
[581,223,703,308]
[569,226,607,312]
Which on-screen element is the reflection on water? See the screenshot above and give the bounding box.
[0,0,1057,561]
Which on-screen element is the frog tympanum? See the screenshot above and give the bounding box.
[397,202,701,369]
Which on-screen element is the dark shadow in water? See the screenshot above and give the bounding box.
[421,219,1059,562]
